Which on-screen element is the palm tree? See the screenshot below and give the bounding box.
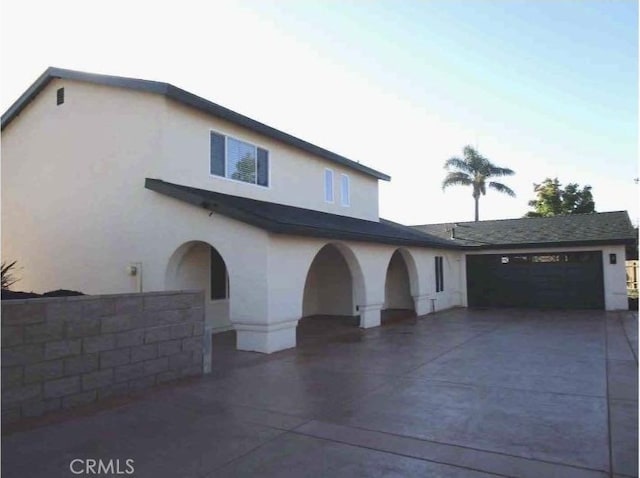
[442,145,515,221]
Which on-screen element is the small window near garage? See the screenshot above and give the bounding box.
[435,256,444,292]
[324,169,334,203]
[56,87,65,105]
[340,174,350,207]
[210,131,269,187]
[210,247,228,300]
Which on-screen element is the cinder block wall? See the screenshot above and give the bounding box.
[1,290,207,424]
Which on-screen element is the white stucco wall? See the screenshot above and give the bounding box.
[466,245,628,311]
[1,78,379,295]
[2,79,165,295]
[157,97,380,221]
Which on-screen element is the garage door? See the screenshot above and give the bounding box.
[466,251,604,309]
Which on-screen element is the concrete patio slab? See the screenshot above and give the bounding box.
[211,432,497,478]
[2,308,637,478]
[320,377,609,470]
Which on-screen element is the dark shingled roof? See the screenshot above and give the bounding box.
[1,67,390,181]
[412,212,637,249]
[145,179,461,249]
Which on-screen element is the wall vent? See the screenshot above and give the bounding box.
[56,87,64,105]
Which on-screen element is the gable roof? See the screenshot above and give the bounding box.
[1,67,390,182]
[412,212,637,249]
[145,179,461,249]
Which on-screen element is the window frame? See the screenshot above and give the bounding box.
[324,168,334,203]
[340,173,350,207]
[209,129,271,188]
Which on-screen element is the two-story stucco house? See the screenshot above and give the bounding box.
[2,68,635,354]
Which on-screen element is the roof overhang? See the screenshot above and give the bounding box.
[145,178,463,250]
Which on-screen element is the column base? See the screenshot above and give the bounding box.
[412,294,435,316]
[359,304,383,328]
[235,320,298,353]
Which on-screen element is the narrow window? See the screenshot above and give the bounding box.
[56,87,65,105]
[340,174,350,207]
[210,247,228,300]
[325,169,334,202]
[435,256,444,292]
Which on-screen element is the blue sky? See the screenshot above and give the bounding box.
[1,0,637,224]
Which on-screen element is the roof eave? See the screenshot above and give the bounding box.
[145,178,463,250]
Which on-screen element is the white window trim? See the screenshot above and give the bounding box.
[340,173,350,207]
[209,128,271,189]
[324,168,334,203]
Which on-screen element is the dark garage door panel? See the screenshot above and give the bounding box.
[466,251,604,309]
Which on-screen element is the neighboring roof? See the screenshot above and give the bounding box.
[145,179,461,249]
[412,212,637,249]
[1,67,390,182]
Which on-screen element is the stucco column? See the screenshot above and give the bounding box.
[412,294,433,316]
[359,303,383,328]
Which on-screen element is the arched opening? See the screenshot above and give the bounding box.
[300,244,362,341]
[382,249,416,323]
[165,241,231,333]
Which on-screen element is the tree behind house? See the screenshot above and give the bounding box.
[526,177,595,217]
[231,153,256,183]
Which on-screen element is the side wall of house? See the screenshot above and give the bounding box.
[2,79,379,299]
[2,79,166,295]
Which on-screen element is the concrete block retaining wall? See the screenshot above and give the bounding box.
[1,290,208,424]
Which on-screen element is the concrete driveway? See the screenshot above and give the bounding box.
[3,308,637,477]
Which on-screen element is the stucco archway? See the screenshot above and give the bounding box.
[383,248,418,323]
[165,241,231,333]
[300,243,366,332]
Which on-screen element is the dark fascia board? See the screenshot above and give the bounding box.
[464,238,636,250]
[2,67,391,182]
[144,179,463,250]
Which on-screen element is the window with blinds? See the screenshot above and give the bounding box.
[210,131,269,187]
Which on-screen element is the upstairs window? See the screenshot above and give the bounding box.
[340,174,350,207]
[435,256,444,292]
[324,169,334,202]
[210,131,269,187]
